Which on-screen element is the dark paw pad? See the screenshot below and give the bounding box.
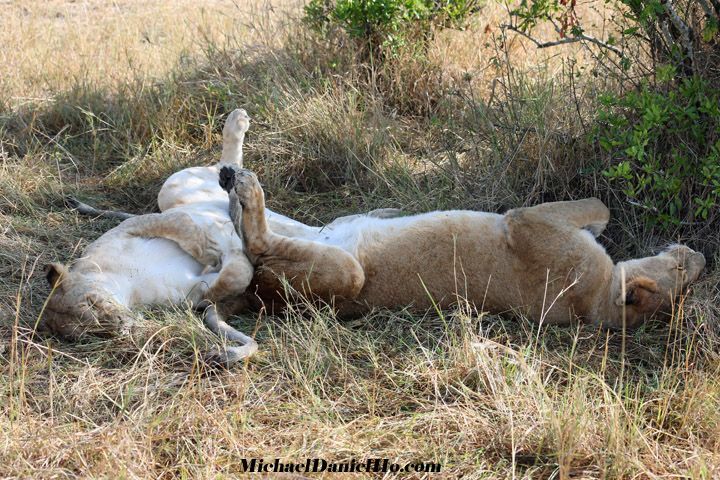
[203,348,231,369]
[219,166,237,192]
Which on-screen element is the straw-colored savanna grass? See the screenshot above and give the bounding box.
[1,0,719,478]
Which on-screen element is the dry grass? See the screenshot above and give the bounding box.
[1,0,720,478]
[0,0,294,105]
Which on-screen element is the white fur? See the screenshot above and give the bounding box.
[44,109,267,361]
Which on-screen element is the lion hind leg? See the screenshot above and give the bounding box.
[219,108,250,167]
[550,198,609,233]
[258,242,366,302]
[515,198,609,229]
[504,198,610,248]
[223,166,366,303]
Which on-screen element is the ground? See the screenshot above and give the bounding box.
[1,0,719,478]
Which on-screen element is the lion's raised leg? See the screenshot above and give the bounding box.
[518,198,610,235]
[220,166,365,304]
[219,108,250,166]
[504,198,610,249]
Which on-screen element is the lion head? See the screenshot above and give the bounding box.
[613,244,705,326]
[39,263,133,339]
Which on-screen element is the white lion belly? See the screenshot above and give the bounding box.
[315,210,505,258]
[103,237,214,307]
[160,165,322,241]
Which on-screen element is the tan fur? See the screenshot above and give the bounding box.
[228,171,365,307]
[227,168,706,328]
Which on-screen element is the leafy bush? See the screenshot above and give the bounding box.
[599,73,720,225]
[505,0,720,228]
[304,0,481,59]
[509,0,718,73]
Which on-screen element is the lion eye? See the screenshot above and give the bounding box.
[675,266,685,271]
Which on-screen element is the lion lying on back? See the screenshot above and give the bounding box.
[40,110,261,364]
[39,115,706,364]
[221,167,705,328]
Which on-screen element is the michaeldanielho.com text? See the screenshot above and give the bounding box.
[240,458,441,474]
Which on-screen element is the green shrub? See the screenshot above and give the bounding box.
[599,74,720,226]
[304,0,481,60]
[509,0,718,73]
[504,0,720,228]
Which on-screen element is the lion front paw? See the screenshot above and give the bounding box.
[197,236,222,269]
[187,282,211,308]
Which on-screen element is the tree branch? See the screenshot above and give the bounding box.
[697,0,716,18]
[661,0,695,70]
[500,24,624,58]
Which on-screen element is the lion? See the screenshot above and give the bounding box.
[40,109,263,363]
[220,166,705,328]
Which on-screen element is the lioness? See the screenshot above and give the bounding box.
[221,166,705,328]
[40,110,261,362]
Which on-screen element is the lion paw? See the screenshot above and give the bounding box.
[231,168,263,210]
[222,108,250,141]
[219,165,237,192]
[203,343,257,368]
[187,281,211,307]
[197,235,223,268]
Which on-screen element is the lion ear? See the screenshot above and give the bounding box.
[615,276,659,307]
[45,263,69,290]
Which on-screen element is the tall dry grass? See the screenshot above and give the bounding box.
[1,0,719,478]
